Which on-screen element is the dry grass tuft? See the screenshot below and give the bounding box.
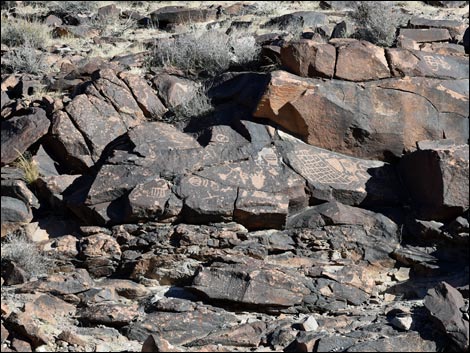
[13,150,39,185]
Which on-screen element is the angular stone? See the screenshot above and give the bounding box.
[46,110,93,172]
[234,189,289,230]
[124,307,237,345]
[254,71,468,159]
[79,233,121,277]
[176,175,238,223]
[1,108,50,166]
[98,279,149,299]
[190,322,266,347]
[18,269,94,295]
[335,40,391,81]
[420,42,466,56]
[118,72,167,118]
[424,1,467,8]
[263,11,328,30]
[399,28,451,43]
[7,294,75,347]
[408,17,467,39]
[424,282,469,350]
[1,260,29,285]
[127,178,178,221]
[1,178,38,209]
[387,49,469,79]
[128,122,200,158]
[150,6,217,29]
[98,4,120,18]
[142,334,185,352]
[78,303,140,327]
[280,40,336,78]
[399,143,469,221]
[191,261,310,307]
[0,196,32,223]
[152,73,197,109]
[277,134,402,206]
[299,316,318,332]
[346,332,437,352]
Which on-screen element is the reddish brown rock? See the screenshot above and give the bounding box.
[118,72,167,118]
[254,71,468,159]
[79,233,122,277]
[18,269,94,295]
[191,261,310,307]
[7,294,75,347]
[399,142,469,221]
[98,279,150,299]
[387,49,469,79]
[280,40,335,78]
[152,73,197,109]
[399,28,451,43]
[335,40,391,81]
[142,334,185,352]
[1,108,50,166]
[78,303,140,327]
[190,322,266,347]
[408,17,467,39]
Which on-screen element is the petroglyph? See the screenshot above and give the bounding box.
[188,176,220,191]
[289,149,372,188]
[214,134,230,143]
[423,55,451,72]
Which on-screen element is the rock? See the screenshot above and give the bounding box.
[124,307,237,345]
[335,40,391,81]
[190,322,266,348]
[97,279,150,299]
[346,332,437,352]
[1,323,9,344]
[1,178,38,209]
[263,11,328,30]
[149,6,217,29]
[316,335,356,352]
[45,14,62,27]
[424,282,469,350]
[1,260,29,285]
[234,189,289,230]
[152,73,197,109]
[408,17,466,40]
[424,1,467,7]
[79,233,122,277]
[399,28,452,43]
[291,331,319,352]
[0,196,32,223]
[254,71,468,159]
[18,269,94,295]
[78,303,140,327]
[390,315,413,331]
[1,108,50,166]
[97,4,120,18]
[7,294,75,347]
[191,261,310,307]
[280,40,336,78]
[387,49,469,79]
[299,316,318,332]
[276,133,402,207]
[46,110,93,173]
[420,42,466,56]
[118,72,167,118]
[142,334,185,352]
[319,1,355,10]
[399,143,469,221]
[32,145,59,177]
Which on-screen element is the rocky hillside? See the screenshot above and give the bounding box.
[1,1,469,352]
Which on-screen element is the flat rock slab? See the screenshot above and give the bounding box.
[387,49,469,79]
[191,261,310,307]
[399,143,469,221]
[150,6,217,29]
[0,196,32,223]
[124,307,237,345]
[399,28,451,43]
[1,108,50,166]
[254,71,468,160]
[276,132,402,207]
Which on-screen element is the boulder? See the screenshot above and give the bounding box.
[399,28,451,43]
[399,143,469,221]
[254,71,468,159]
[387,49,469,79]
[0,196,32,223]
[408,17,466,40]
[335,40,391,81]
[424,282,469,350]
[78,233,122,277]
[280,40,336,78]
[191,261,310,307]
[263,11,328,30]
[1,108,50,166]
[149,6,217,29]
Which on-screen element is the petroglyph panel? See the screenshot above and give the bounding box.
[128,178,172,219]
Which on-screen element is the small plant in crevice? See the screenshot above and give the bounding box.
[13,150,39,185]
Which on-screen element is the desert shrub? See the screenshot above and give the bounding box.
[1,17,51,49]
[153,30,260,77]
[2,233,52,278]
[13,150,39,185]
[46,1,99,14]
[175,85,213,119]
[2,42,49,74]
[350,1,400,47]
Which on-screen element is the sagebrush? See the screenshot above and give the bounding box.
[351,1,400,47]
[2,233,52,278]
[153,30,260,76]
[1,17,51,49]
